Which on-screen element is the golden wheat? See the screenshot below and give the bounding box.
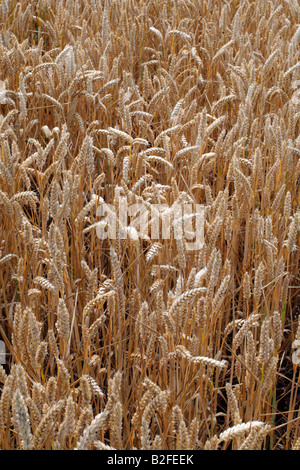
[0,0,299,451]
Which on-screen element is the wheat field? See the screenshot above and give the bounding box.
[0,0,299,451]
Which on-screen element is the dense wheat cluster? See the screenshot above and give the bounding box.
[0,0,299,451]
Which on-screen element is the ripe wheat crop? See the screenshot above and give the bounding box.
[0,0,299,450]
